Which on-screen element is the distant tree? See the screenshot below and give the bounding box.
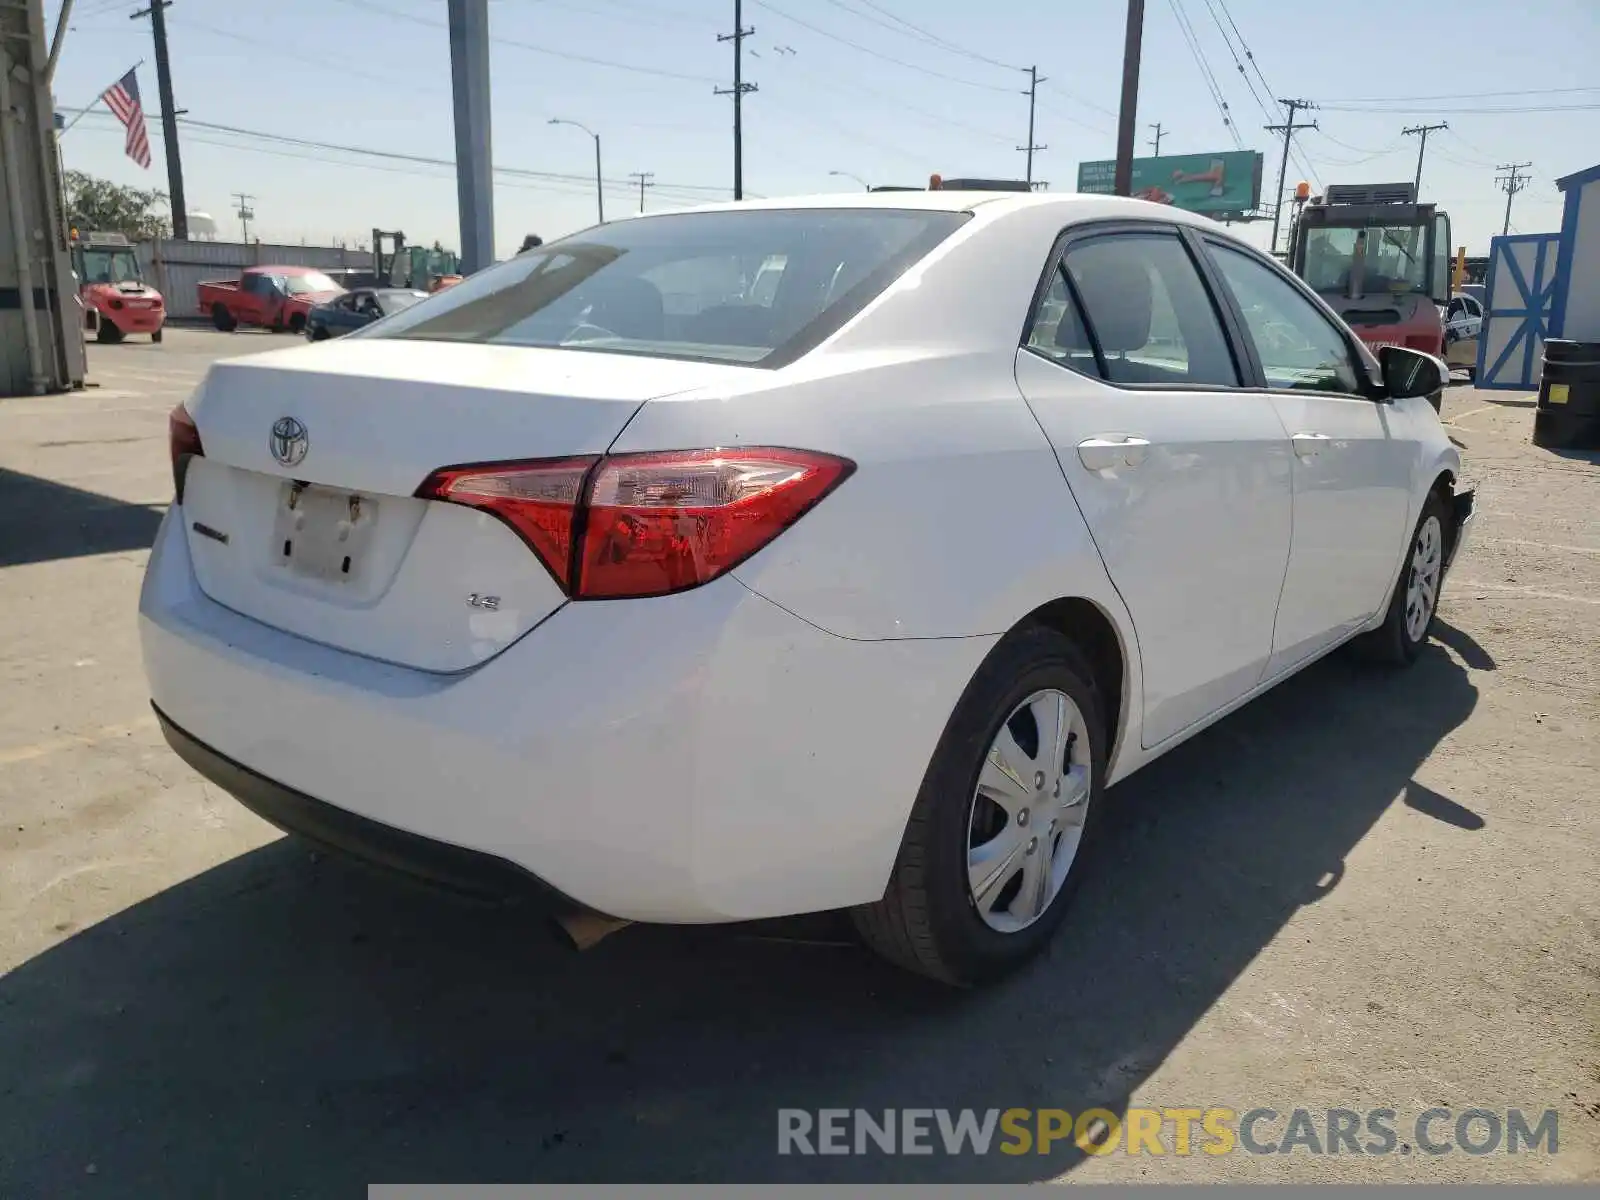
[64,170,170,241]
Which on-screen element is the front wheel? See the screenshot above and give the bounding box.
[852,624,1108,985]
[287,313,306,335]
[1354,493,1449,666]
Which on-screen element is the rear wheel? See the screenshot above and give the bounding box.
[1354,492,1449,666]
[851,624,1108,985]
[151,328,163,344]
[211,303,236,332]
[95,320,124,344]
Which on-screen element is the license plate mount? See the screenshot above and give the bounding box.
[271,482,378,583]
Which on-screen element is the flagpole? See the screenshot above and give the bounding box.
[58,60,144,137]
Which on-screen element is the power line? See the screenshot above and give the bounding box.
[326,0,721,84]
[749,0,1015,93]
[820,0,1019,71]
[764,50,1014,144]
[1164,0,1241,147]
[1320,102,1600,115]
[1199,0,1274,123]
[1320,85,1599,103]
[1213,0,1276,103]
[66,107,735,199]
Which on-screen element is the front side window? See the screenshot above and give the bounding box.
[1208,242,1365,395]
[1056,232,1239,387]
[365,208,969,367]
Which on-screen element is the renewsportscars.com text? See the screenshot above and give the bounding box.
[777,1106,1560,1157]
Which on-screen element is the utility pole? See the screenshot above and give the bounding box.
[1018,65,1047,188]
[233,192,255,243]
[1402,122,1448,194]
[1148,121,1164,157]
[131,0,187,239]
[1113,0,1146,196]
[1266,98,1318,255]
[629,171,655,214]
[447,0,494,273]
[715,0,756,201]
[1495,162,1533,236]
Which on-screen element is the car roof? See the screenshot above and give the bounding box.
[605,189,1238,236]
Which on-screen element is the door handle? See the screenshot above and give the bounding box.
[1291,432,1331,458]
[1077,436,1152,471]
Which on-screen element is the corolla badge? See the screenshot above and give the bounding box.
[270,416,309,467]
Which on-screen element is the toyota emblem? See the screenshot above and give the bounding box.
[270,416,309,468]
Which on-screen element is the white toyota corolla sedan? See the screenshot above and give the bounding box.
[141,191,1475,985]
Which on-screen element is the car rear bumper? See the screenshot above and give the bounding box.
[139,507,993,923]
[155,703,592,910]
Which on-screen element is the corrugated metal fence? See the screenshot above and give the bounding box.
[135,239,371,318]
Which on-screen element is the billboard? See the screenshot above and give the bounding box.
[1076,151,1264,217]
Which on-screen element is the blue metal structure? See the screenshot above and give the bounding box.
[1549,162,1600,341]
[1475,232,1562,390]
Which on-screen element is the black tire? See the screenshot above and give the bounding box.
[151,328,163,344]
[851,623,1109,986]
[288,313,306,335]
[1353,491,1450,666]
[211,303,236,332]
[309,326,330,341]
[95,320,124,344]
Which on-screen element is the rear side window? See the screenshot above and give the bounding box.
[366,208,970,367]
[1030,232,1239,387]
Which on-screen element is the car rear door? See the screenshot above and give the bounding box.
[1014,222,1294,749]
[1198,236,1417,674]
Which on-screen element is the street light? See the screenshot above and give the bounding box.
[829,169,870,192]
[549,117,604,225]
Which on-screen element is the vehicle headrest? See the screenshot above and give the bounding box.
[1054,296,1092,352]
[1070,252,1152,352]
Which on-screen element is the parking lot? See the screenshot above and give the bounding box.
[1,327,1596,1188]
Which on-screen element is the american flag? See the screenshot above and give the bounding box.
[101,68,151,169]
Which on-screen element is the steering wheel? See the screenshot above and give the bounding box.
[562,321,618,344]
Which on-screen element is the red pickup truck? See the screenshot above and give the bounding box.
[198,265,345,334]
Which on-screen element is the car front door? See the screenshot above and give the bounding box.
[1200,237,1417,674]
[1014,223,1294,749]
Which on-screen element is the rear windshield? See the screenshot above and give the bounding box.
[362,208,970,366]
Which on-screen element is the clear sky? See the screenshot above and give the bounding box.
[47,0,1597,259]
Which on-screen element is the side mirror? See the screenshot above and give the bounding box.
[1378,344,1446,401]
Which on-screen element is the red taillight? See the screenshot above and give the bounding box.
[169,403,203,501]
[417,456,598,591]
[417,447,854,599]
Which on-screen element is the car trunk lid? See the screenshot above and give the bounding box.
[180,339,749,671]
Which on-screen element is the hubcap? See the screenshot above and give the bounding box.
[1405,515,1443,642]
[967,688,1093,934]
